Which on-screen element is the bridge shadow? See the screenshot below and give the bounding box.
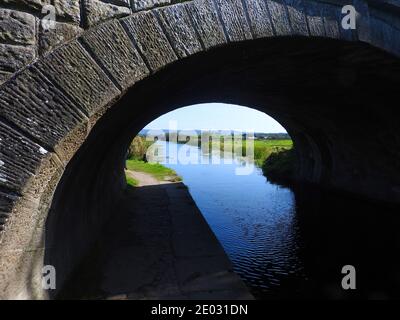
[55,182,252,300]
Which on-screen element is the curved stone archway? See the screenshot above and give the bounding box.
[1,0,400,299]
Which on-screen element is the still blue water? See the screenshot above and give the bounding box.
[160,142,305,296]
[160,141,400,299]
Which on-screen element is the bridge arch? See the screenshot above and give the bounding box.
[0,0,400,299]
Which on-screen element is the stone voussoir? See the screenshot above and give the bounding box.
[0,44,36,74]
[285,0,310,36]
[0,120,47,194]
[321,2,342,40]
[121,10,177,72]
[186,0,227,49]
[34,40,120,116]
[266,0,293,36]
[81,19,149,90]
[243,0,274,39]
[304,0,325,37]
[213,0,253,42]
[0,65,86,148]
[154,2,203,58]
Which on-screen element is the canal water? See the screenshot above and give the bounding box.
[159,141,400,299]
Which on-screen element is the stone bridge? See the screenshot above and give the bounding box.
[0,0,400,299]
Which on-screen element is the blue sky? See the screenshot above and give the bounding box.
[144,103,287,133]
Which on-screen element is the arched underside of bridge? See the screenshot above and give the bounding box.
[0,0,400,299]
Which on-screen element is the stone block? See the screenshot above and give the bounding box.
[155,3,202,58]
[0,121,44,193]
[0,9,36,45]
[214,0,252,42]
[243,0,274,38]
[35,41,120,116]
[266,0,292,36]
[321,3,341,39]
[39,21,83,55]
[133,0,171,12]
[186,0,227,49]
[285,0,309,36]
[83,0,131,28]
[121,11,177,71]
[81,19,149,89]
[0,44,35,74]
[304,0,325,37]
[0,66,85,148]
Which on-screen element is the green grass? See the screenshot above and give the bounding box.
[126,176,139,187]
[210,139,293,166]
[262,148,296,185]
[252,139,293,166]
[126,159,182,182]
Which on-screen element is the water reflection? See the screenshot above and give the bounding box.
[159,141,400,299]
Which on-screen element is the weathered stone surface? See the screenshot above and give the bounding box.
[0,152,63,253]
[369,16,400,56]
[0,248,46,299]
[266,0,292,36]
[321,4,341,39]
[285,0,309,36]
[0,0,44,11]
[35,41,120,116]
[0,0,80,24]
[243,0,274,38]
[39,21,83,55]
[0,66,84,148]
[353,0,371,43]
[133,0,171,12]
[186,0,226,49]
[121,11,177,71]
[0,71,11,84]
[155,3,202,58]
[304,0,325,37]
[81,19,149,89]
[52,0,81,24]
[0,191,16,214]
[1,0,400,302]
[0,9,36,45]
[0,191,17,231]
[114,0,130,6]
[214,0,252,42]
[0,121,45,193]
[84,0,131,28]
[0,44,35,74]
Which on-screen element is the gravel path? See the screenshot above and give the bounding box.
[125,170,160,187]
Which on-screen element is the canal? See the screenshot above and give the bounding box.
[160,141,400,299]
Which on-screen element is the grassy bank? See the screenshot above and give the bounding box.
[262,149,296,185]
[126,159,182,182]
[126,175,139,187]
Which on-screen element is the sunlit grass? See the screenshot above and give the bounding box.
[126,159,182,182]
[212,139,293,166]
[126,176,139,187]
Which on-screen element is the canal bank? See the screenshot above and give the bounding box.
[60,170,253,300]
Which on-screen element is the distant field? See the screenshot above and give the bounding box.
[212,139,293,166]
